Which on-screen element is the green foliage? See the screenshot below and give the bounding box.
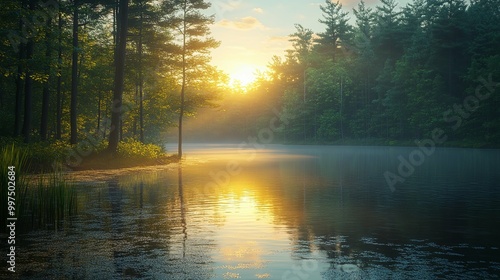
[1,0,497,148]
[0,138,75,171]
[26,172,77,231]
[26,140,72,167]
[0,0,221,148]
[318,109,341,140]
[0,144,29,232]
[191,0,499,148]
[117,138,164,160]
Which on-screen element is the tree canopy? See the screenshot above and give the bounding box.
[186,0,500,148]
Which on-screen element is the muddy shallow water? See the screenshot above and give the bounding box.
[2,144,500,279]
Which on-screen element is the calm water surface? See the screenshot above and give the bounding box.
[3,144,500,279]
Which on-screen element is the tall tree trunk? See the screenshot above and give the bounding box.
[120,119,123,141]
[113,0,117,46]
[14,43,26,137]
[138,4,144,143]
[14,0,27,137]
[178,4,187,158]
[340,76,344,140]
[41,18,53,141]
[22,40,33,143]
[108,0,129,152]
[70,0,79,144]
[22,0,36,143]
[97,91,102,136]
[133,85,137,136]
[55,11,63,140]
[178,65,185,157]
[103,100,108,139]
[0,81,3,109]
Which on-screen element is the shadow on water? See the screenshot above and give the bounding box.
[2,144,500,279]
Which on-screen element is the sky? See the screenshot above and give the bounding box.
[205,0,409,86]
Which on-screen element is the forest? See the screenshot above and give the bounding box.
[0,0,225,162]
[1,0,499,161]
[1,1,499,277]
[193,0,500,147]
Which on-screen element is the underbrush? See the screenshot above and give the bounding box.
[0,137,174,172]
[117,138,164,159]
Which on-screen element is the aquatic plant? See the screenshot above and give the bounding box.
[26,172,77,230]
[0,144,29,232]
[1,144,77,231]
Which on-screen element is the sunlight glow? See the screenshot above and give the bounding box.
[229,65,259,89]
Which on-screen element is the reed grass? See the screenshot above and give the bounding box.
[1,144,77,232]
[0,144,29,232]
[27,172,77,230]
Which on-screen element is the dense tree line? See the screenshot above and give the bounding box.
[0,0,223,151]
[195,0,499,147]
[2,0,499,149]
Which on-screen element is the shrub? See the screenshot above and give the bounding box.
[117,138,164,159]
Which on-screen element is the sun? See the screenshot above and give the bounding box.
[229,66,258,90]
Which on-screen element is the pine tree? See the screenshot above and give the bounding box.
[316,0,352,61]
[108,0,129,152]
[163,0,219,157]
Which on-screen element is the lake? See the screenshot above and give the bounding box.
[3,144,500,279]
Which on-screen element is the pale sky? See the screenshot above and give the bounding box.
[206,0,409,86]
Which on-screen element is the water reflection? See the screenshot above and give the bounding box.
[3,145,500,279]
[178,166,187,259]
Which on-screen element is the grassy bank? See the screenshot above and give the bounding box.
[1,139,178,232]
[0,137,179,173]
[70,138,179,171]
[1,145,77,232]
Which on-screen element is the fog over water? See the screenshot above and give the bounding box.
[3,144,500,279]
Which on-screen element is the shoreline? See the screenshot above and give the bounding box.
[25,161,180,184]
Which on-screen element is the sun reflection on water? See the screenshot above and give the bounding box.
[207,188,291,279]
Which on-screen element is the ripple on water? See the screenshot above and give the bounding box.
[321,236,500,280]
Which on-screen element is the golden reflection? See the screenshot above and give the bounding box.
[222,272,241,279]
[196,180,291,279]
[220,241,262,260]
[103,146,359,278]
[178,166,187,259]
